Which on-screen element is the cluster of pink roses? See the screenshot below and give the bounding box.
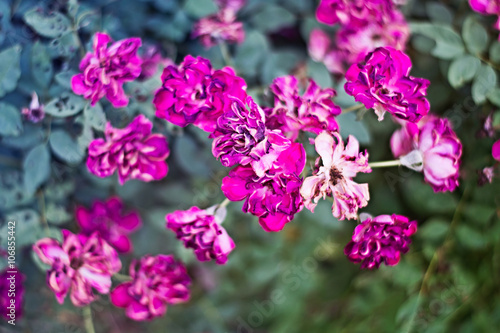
[310,0,409,74]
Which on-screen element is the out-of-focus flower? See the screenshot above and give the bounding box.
[316,0,395,26]
[33,230,121,306]
[166,205,235,265]
[21,92,45,123]
[265,76,341,140]
[493,139,500,161]
[344,214,417,269]
[193,9,245,48]
[300,132,371,221]
[153,56,247,132]
[222,142,306,232]
[469,0,500,39]
[308,29,332,63]
[139,45,174,80]
[71,32,142,108]
[87,115,170,185]
[0,267,25,321]
[345,47,430,122]
[478,166,495,185]
[215,0,246,11]
[76,197,142,253]
[211,96,290,176]
[391,115,462,192]
[110,255,190,321]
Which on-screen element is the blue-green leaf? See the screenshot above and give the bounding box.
[0,45,22,98]
[31,41,54,87]
[472,64,497,104]
[0,102,23,137]
[251,4,296,32]
[410,22,465,59]
[44,92,86,117]
[463,16,489,55]
[23,8,71,38]
[447,55,481,88]
[23,144,51,195]
[49,130,85,165]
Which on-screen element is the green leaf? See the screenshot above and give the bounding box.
[260,50,301,85]
[45,202,72,225]
[23,144,51,195]
[463,204,496,225]
[403,177,457,214]
[0,45,22,98]
[174,136,212,178]
[251,4,296,32]
[31,41,54,87]
[425,3,453,24]
[447,55,481,88]
[1,124,44,150]
[487,87,500,107]
[44,92,86,117]
[83,103,106,131]
[307,59,332,88]
[23,8,71,38]
[234,30,270,77]
[337,112,371,145]
[183,0,217,18]
[1,209,42,247]
[472,64,497,105]
[490,42,500,63]
[0,102,23,137]
[0,171,34,210]
[418,218,450,243]
[456,225,486,250]
[463,16,489,55]
[48,32,80,58]
[49,130,85,165]
[410,22,465,59]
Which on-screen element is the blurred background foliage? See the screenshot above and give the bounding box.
[0,0,499,332]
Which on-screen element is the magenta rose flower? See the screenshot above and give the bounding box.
[153,55,247,132]
[76,197,142,253]
[493,139,500,161]
[391,115,462,192]
[193,8,245,48]
[345,47,430,123]
[21,92,45,123]
[265,76,341,140]
[344,214,417,269]
[211,96,291,176]
[110,255,191,321]
[316,0,394,26]
[87,114,170,185]
[33,230,121,306]
[0,267,25,321]
[71,32,142,108]
[300,132,371,221]
[222,142,305,232]
[166,205,235,265]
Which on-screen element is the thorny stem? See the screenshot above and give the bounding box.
[404,184,471,333]
[83,306,96,333]
[368,160,402,168]
[342,104,365,114]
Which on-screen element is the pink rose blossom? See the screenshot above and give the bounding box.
[215,0,246,11]
[222,142,306,232]
[211,96,291,176]
[0,267,25,320]
[193,9,245,48]
[139,45,174,80]
[316,0,395,26]
[71,32,142,108]
[22,92,45,123]
[469,0,500,39]
[265,76,341,140]
[345,47,430,122]
[308,29,332,63]
[33,230,121,306]
[344,214,417,269]
[300,132,371,221]
[76,197,142,253]
[391,115,462,192]
[110,255,190,321]
[166,205,235,265]
[87,114,170,185]
[153,55,247,132]
[493,139,500,161]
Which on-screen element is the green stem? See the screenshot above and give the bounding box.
[368,160,401,168]
[219,198,231,209]
[219,42,233,67]
[83,306,95,333]
[112,273,131,281]
[342,104,365,114]
[37,191,50,231]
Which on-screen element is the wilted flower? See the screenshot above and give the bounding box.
[390,115,462,192]
[166,205,235,264]
[211,96,290,176]
[87,114,170,185]
[478,167,495,185]
[153,55,246,132]
[22,92,45,123]
[222,142,305,232]
[71,32,142,107]
[469,0,500,39]
[110,255,190,321]
[0,267,25,321]
[193,9,245,48]
[76,197,142,253]
[139,45,175,80]
[493,139,500,161]
[345,47,430,122]
[33,230,121,306]
[265,76,341,140]
[300,132,371,221]
[344,214,417,269]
